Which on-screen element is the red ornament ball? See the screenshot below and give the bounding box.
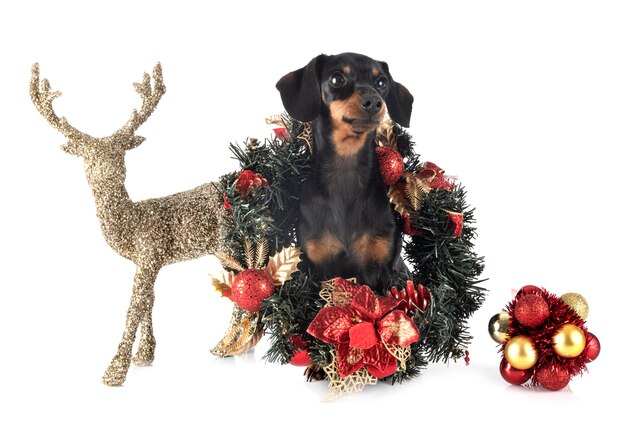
[514,294,550,328]
[584,332,601,362]
[288,335,312,367]
[499,358,532,385]
[536,365,570,391]
[517,285,541,296]
[231,269,274,312]
[376,146,404,185]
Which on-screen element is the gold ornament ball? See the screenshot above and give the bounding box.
[552,324,586,358]
[560,293,589,320]
[504,335,538,370]
[488,312,511,343]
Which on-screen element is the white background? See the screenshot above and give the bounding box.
[1,0,624,423]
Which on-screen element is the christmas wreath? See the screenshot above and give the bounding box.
[210,116,486,399]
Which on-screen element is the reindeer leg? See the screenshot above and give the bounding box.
[102,265,159,386]
[132,287,156,366]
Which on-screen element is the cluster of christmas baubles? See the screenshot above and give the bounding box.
[489,285,600,390]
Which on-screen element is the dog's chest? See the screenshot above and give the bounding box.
[301,161,393,238]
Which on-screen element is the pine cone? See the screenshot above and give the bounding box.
[387,280,431,316]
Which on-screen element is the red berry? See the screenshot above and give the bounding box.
[236,170,269,196]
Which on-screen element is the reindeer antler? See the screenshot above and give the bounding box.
[30,63,89,141]
[114,63,166,138]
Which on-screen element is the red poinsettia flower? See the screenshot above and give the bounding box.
[307,279,420,379]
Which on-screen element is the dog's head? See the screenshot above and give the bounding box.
[276,53,413,133]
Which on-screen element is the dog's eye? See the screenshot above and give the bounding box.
[375,76,388,91]
[329,72,346,88]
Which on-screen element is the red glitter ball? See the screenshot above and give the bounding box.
[514,294,550,328]
[536,365,570,391]
[499,358,532,385]
[376,146,404,185]
[231,269,274,312]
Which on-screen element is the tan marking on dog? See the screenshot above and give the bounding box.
[343,65,351,74]
[329,95,387,156]
[372,67,380,77]
[353,234,392,264]
[331,125,369,157]
[305,234,344,264]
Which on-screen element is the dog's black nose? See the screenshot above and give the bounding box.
[361,93,383,115]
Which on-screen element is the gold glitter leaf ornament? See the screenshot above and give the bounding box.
[31,63,228,386]
[405,172,432,211]
[210,306,263,357]
[265,246,302,285]
[211,270,237,295]
[266,114,313,152]
[210,245,301,357]
[375,115,397,149]
[387,184,410,216]
[322,350,378,402]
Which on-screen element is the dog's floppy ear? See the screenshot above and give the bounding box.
[276,55,325,122]
[380,62,414,128]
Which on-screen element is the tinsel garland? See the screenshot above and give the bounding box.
[215,115,486,393]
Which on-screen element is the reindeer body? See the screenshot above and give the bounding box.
[94,183,222,265]
[31,63,225,386]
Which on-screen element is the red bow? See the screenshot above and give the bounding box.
[446,210,463,238]
[418,161,456,190]
[273,127,290,141]
[402,213,423,237]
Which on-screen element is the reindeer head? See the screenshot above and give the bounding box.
[30,63,166,185]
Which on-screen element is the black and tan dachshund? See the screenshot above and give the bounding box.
[276,52,414,291]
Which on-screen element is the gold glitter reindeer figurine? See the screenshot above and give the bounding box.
[30,63,227,386]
